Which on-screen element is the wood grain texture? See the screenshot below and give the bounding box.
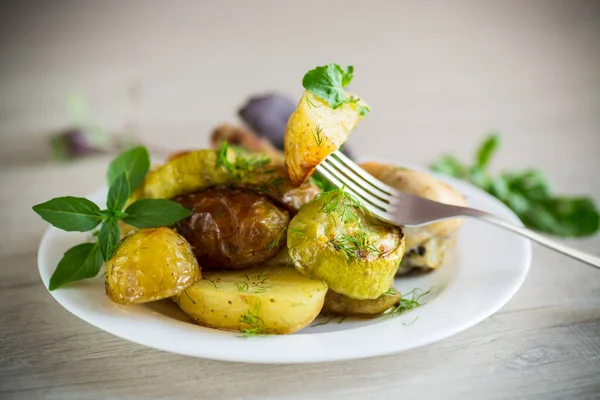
[1,1,599,399]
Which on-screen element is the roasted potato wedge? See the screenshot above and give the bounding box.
[322,288,401,317]
[174,266,328,334]
[284,91,367,186]
[106,228,201,305]
[174,188,290,269]
[397,235,455,274]
[288,190,405,300]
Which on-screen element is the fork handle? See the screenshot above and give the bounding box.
[461,208,600,269]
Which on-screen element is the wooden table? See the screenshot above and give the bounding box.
[1,1,599,399]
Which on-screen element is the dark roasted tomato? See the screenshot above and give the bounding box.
[174,187,290,269]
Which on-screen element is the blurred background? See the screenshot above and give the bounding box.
[0,0,599,253]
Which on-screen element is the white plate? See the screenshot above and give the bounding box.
[37,172,531,364]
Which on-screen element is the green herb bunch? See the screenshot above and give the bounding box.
[431,134,599,237]
[33,146,192,290]
[302,63,370,115]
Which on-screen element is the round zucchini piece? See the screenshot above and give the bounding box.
[322,288,401,317]
[174,266,328,334]
[105,227,201,305]
[287,189,405,300]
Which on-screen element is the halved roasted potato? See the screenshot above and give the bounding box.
[174,266,328,334]
[322,288,401,317]
[174,187,290,269]
[106,228,201,305]
[284,91,367,186]
[288,189,405,300]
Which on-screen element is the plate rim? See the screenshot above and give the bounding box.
[37,165,532,364]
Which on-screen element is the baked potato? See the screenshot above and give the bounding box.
[360,162,466,273]
[322,288,401,317]
[284,91,367,186]
[174,266,328,334]
[106,227,201,305]
[288,189,405,299]
[174,188,290,269]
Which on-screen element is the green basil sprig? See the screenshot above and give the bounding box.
[431,134,599,237]
[33,146,192,290]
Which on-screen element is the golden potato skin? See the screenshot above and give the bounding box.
[174,266,328,334]
[106,228,201,305]
[288,191,405,300]
[174,188,290,269]
[322,288,401,317]
[284,91,367,186]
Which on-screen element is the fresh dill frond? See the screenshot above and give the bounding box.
[183,289,197,304]
[215,141,271,180]
[328,232,381,261]
[206,277,218,290]
[402,316,419,326]
[238,304,270,338]
[288,227,305,237]
[236,281,249,292]
[383,287,396,296]
[315,187,367,223]
[387,287,432,318]
[313,125,324,147]
[306,95,321,109]
[265,227,286,250]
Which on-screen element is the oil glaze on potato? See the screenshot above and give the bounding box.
[284,91,367,186]
[322,288,401,317]
[174,266,328,334]
[174,188,290,269]
[106,228,201,305]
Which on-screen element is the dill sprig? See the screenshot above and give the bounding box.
[315,187,367,224]
[239,304,270,338]
[328,232,381,261]
[206,277,219,291]
[216,141,271,180]
[265,227,287,250]
[236,281,250,292]
[387,287,432,318]
[313,125,324,147]
[288,227,305,237]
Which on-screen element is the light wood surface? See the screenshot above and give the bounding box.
[1,1,599,399]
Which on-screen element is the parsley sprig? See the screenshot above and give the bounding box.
[431,134,599,237]
[302,63,369,115]
[33,146,192,290]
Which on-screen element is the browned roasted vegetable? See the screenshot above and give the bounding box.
[105,227,201,305]
[322,288,402,317]
[174,187,290,269]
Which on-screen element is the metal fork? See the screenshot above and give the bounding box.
[316,151,600,269]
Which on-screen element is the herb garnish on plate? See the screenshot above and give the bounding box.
[431,134,599,237]
[33,146,192,290]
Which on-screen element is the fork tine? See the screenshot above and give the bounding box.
[317,161,391,212]
[325,154,391,202]
[332,151,400,196]
[315,164,391,221]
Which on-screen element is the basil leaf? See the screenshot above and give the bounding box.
[430,155,469,179]
[33,197,102,232]
[475,134,500,169]
[98,218,121,261]
[302,63,357,109]
[123,199,192,228]
[519,197,599,237]
[106,172,130,211]
[431,134,599,237]
[49,242,103,290]
[106,146,150,191]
